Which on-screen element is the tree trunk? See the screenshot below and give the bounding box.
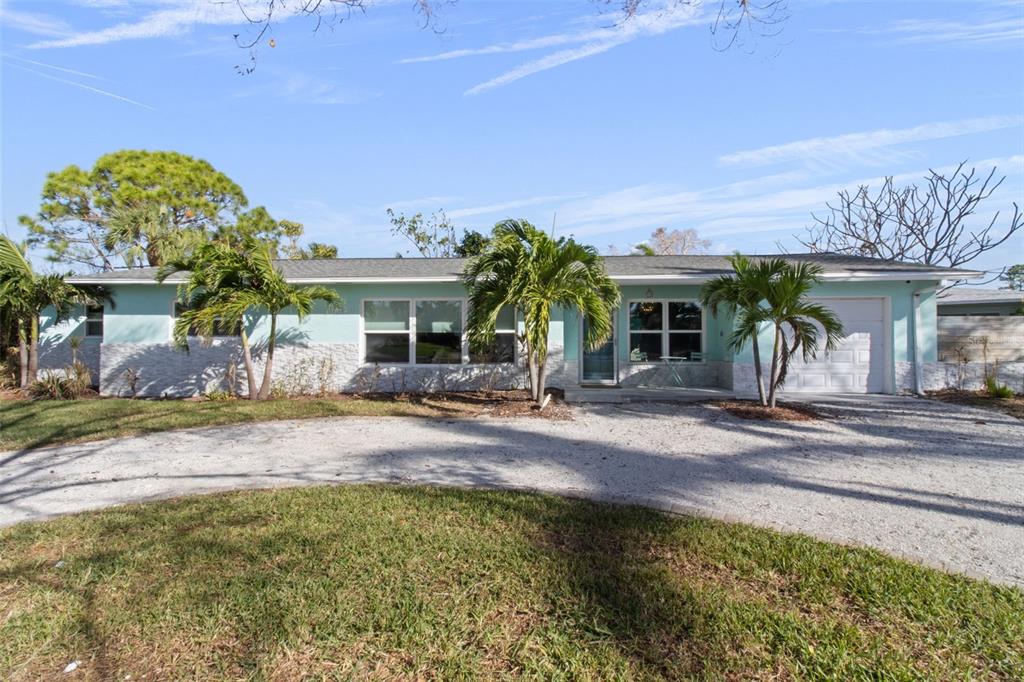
[535,359,548,408]
[27,316,39,384]
[239,326,258,400]
[257,313,277,400]
[526,342,539,402]
[751,324,767,407]
[17,320,28,388]
[767,325,782,409]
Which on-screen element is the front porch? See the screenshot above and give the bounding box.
[563,385,736,404]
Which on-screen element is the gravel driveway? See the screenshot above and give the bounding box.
[1,395,1021,586]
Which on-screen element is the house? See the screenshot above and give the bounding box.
[38,253,1016,399]
[937,288,1023,317]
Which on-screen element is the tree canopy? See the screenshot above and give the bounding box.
[20,150,339,270]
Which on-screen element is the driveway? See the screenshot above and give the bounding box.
[1,395,1021,586]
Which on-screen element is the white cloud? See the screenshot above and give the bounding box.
[2,53,103,80]
[447,193,586,220]
[232,69,378,105]
[719,116,1023,167]
[0,2,73,38]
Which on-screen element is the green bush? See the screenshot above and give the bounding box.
[27,362,93,400]
[984,375,1014,399]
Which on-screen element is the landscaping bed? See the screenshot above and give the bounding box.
[1,485,1020,680]
[926,389,1024,420]
[0,390,570,452]
[708,399,835,422]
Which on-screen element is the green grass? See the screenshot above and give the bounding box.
[1,486,1020,680]
[0,395,498,452]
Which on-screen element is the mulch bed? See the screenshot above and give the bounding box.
[926,389,1024,420]
[270,389,573,420]
[708,399,833,422]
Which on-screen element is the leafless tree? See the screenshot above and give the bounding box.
[645,227,711,255]
[797,162,1022,286]
[230,0,789,72]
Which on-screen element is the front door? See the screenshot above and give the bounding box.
[580,315,617,384]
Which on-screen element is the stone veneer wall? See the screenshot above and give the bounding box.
[894,361,1024,394]
[37,340,101,386]
[99,340,559,397]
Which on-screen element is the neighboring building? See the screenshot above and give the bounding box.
[937,288,1024,317]
[38,253,1018,398]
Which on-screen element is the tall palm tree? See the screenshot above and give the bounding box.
[702,255,844,408]
[464,219,620,406]
[700,254,780,406]
[0,235,110,386]
[158,239,340,400]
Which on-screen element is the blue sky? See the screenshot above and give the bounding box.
[2,0,1022,275]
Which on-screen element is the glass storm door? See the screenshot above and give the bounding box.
[581,315,617,384]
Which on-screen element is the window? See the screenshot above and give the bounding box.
[364,300,411,363]
[469,306,516,364]
[85,304,103,338]
[629,300,703,362]
[416,300,462,364]
[173,303,240,337]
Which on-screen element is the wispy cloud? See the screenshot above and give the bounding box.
[447,193,586,220]
[0,2,73,38]
[232,68,378,105]
[400,4,703,96]
[4,60,155,110]
[719,116,1023,168]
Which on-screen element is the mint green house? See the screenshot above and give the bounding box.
[41,254,986,398]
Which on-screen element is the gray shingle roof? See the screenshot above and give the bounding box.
[67,253,979,284]
[937,288,1024,305]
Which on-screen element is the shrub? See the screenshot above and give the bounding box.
[205,388,235,401]
[984,376,1014,399]
[27,362,92,400]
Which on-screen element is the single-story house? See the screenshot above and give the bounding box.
[38,253,1018,399]
[937,288,1024,317]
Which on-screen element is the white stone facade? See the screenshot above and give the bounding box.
[97,340,554,397]
[895,361,1024,394]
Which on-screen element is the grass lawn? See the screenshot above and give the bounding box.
[1,486,1020,680]
[0,392,563,452]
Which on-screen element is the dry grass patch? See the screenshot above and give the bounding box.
[926,389,1024,420]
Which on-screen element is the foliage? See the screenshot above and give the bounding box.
[1,486,1020,679]
[387,208,488,258]
[1001,264,1024,291]
[701,255,844,408]
[157,239,341,400]
[26,363,92,400]
[798,162,1022,285]
[464,219,619,405]
[0,235,110,387]
[984,375,1014,399]
[293,242,339,259]
[19,150,248,270]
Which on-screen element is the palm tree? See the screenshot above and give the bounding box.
[700,254,778,406]
[464,219,620,406]
[0,235,110,386]
[702,255,844,408]
[158,239,340,400]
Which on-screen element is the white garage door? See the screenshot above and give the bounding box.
[784,298,886,394]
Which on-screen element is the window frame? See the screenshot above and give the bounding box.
[627,299,705,364]
[361,297,517,366]
[84,304,104,338]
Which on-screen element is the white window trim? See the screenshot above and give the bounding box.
[627,299,706,364]
[360,297,517,366]
[84,304,104,338]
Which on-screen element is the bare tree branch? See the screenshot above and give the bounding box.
[797,161,1023,288]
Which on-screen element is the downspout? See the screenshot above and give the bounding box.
[910,286,932,397]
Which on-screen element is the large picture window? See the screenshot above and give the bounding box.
[629,300,703,362]
[469,306,516,364]
[363,299,515,365]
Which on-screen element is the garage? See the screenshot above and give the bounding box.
[784,297,887,393]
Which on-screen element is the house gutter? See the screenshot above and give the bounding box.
[910,287,933,396]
